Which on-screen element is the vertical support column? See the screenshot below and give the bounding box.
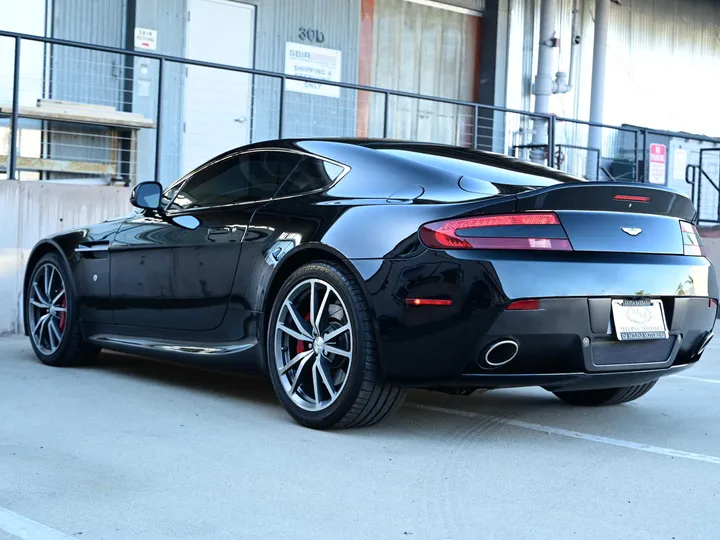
[633,129,639,182]
[475,0,509,153]
[472,105,479,150]
[530,0,557,164]
[382,91,390,138]
[548,115,556,168]
[278,76,285,138]
[586,0,610,180]
[154,58,164,183]
[8,36,21,180]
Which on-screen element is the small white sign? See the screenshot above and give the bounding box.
[284,42,342,98]
[673,148,687,181]
[648,143,667,185]
[134,28,157,51]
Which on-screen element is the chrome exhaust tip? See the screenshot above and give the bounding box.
[480,340,519,369]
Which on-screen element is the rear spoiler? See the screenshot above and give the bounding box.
[514,182,696,221]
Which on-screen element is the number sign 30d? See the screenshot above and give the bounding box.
[298,27,325,43]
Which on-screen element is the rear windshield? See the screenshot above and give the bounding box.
[375,148,582,187]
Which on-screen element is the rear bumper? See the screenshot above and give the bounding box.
[350,250,717,386]
[395,296,714,389]
[408,364,695,392]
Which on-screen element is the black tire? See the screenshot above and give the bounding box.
[551,381,658,406]
[267,261,406,429]
[25,252,100,367]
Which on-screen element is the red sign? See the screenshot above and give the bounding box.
[649,143,667,184]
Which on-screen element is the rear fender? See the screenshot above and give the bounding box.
[320,197,517,260]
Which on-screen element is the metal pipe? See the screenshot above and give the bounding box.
[278,77,285,138]
[472,105,478,149]
[633,130,639,182]
[8,37,21,180]
[548,115,556,167]
[383,92,390,138]
[565,0,580,90]
[530,0,558,164]
[154,58,164,184]
[642,128,649,183]
[586,0,610,180]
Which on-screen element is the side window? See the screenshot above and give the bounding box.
[276,157,345,197]
[161,183,184,211]
[170,152,304,210]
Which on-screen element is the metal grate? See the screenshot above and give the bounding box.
[591,337,675,367]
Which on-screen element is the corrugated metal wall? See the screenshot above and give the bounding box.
[50,0,126,107]
[41,0,487,184]
[243,0,362,142]
[370,0,480,144]
[600,0,720,136]
[49,0,127,181]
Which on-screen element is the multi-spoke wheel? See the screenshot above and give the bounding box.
[25,253,99,366]
[28,262,67,355]
[267,261,406,429]
[274,278,353,411]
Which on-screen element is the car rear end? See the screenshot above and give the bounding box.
[377,182,717,390]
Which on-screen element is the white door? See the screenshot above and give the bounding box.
[182,0,255,174]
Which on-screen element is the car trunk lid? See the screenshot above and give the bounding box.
[515,183,694,255]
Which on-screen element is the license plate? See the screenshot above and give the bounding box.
[611,299,669,341]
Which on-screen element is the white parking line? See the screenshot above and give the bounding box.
[0,507,74,540]
[408,403,720,465]
[671,374,720,385]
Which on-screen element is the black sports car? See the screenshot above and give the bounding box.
[23,139,717,429]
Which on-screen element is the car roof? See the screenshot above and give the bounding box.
[210,138,583,200]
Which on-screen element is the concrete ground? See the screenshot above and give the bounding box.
[1,336,719,540]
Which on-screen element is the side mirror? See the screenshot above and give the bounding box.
[130,181,163,210]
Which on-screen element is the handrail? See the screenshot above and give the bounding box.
[0,30,548,119]
[3,27,720,222]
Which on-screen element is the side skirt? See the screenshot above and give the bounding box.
[87,334,265,374]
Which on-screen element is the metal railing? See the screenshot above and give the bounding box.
[696,148,720,223]
[0,30,554,185]
[2,30,720,221]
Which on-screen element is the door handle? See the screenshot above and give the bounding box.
[234,116,247,123]
[208,227,231,236]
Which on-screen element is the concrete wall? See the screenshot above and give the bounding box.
[0,181,131,334]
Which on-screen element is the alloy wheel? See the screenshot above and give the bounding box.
[274,278,353,411]
[28,263,67,355]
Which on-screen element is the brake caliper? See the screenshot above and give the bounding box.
[58,296,67,332]
[296,312,312,355]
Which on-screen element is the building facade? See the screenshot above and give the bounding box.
[0,0,719,187]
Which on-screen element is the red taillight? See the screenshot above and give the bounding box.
[419,213,572,251]
[506,299,540,311]
[614,194,651,203]
[680,221,705,256]
[709,298,718,309]
[405,298,452,306]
